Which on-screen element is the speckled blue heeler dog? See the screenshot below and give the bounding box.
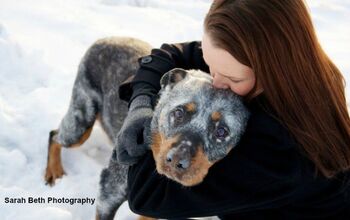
[44,37,249,220]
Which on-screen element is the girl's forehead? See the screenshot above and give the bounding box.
[202,34,252,79]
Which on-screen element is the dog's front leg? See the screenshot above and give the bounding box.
[96,149,129,220]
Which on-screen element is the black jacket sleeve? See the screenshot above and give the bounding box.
[118,41,209,107]
[127,98,305,219]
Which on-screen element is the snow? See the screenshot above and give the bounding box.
[0,0,349,219]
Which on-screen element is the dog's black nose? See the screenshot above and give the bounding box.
[166,141,195,170]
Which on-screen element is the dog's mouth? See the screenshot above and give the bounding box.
[150,132,213,186]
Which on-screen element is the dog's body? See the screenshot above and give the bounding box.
[45,37,249,220]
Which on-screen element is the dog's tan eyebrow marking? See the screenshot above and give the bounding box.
[211,111,221,121]
[184,102,196,113]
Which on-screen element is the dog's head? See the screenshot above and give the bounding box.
[149,68,250,186]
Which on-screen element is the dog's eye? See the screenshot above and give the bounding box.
[173,108,184,121]
[215,126,229,139]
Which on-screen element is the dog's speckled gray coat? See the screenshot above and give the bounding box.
[57,37,150,147]
[54,37,249,220]
[54,37,151,219]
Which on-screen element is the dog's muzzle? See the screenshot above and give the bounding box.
[165,132,201,172]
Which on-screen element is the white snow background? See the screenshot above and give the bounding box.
[0,0,349,219]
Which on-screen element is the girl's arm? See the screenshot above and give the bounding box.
[118,41,209,107]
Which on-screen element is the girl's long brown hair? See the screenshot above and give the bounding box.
[204,0,350,178]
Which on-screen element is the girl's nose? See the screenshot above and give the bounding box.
[212,73,229,89]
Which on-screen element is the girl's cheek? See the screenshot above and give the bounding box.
[230,83,253,96]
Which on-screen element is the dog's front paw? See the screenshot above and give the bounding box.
[45,162,65,186]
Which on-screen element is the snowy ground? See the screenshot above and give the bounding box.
[0,0,349,219]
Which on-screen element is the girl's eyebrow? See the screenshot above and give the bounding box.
[228,75,244,80]
[219,72,244,80]
[229,77,244,82]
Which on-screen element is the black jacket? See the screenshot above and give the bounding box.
[118,41,350,219]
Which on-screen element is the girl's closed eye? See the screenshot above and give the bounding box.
[230,79,243,83]
[228,76,244,83]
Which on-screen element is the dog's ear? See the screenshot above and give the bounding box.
[160,68,188,89]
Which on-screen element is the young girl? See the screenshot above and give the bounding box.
[117,0,350,219]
